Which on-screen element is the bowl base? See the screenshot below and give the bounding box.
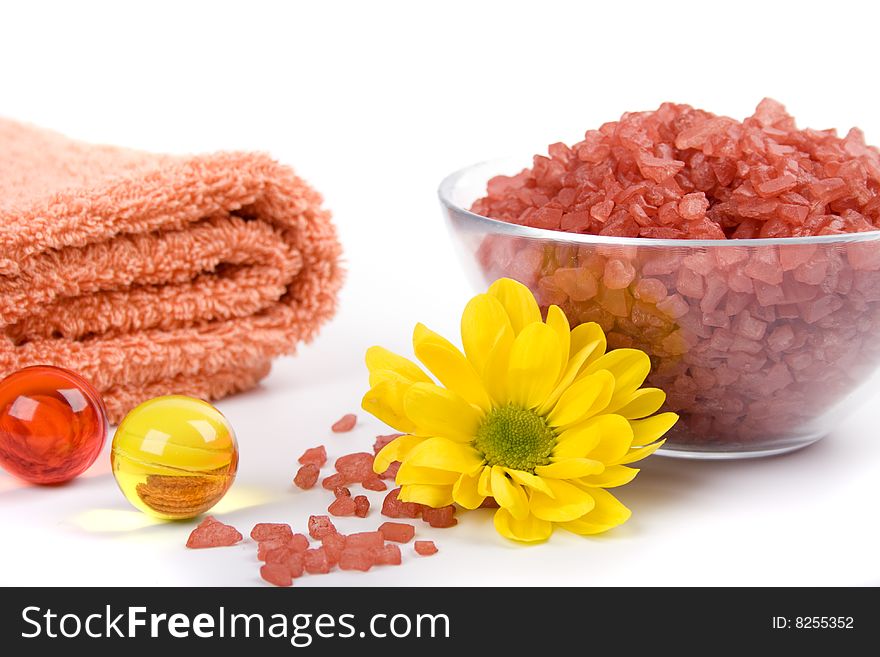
[657,434,824,460]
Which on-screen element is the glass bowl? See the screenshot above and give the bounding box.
[439,159,880,459]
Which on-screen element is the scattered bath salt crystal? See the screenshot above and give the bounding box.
[479,497,500,509]
[346,531,384,550]
[257,538,289,561]
[379,461,401,481]
[287,552,305,578]
[334,486,352,498]
[186,517,242,549]
[335,452,375,483]
[251,523,293,542]
[328,496,357,517]
[261,563,293,587]
[422,506,458,528]
[379,522,416,543]
[303,547,332,574]
[322,473,347,489]
[362,475,388,491]
[293,463,320,490]
[371,544,402,566]
[298,445,327,466]
[373,434,402,454]
[331,414,357,433]
[263,545,299,564]
[321,532,347,565]
[414,541,438,556]
[307,515,337,540]
[354,495,370,518]
[339,548,373,572]
[381,487,426,519]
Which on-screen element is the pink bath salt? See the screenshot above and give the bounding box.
[381,487,425,519]
[263,545,298,565]
[379,461,401,481]
[287,552,305,578]
[331,414,357,433]
[335,452,375,483]
[633,278,667,303]
[371,544,402,566]
[293,463,320,490]
[321,532,347,565]
[603,259,636,290]
[322,473,347,490]
[414,541,438,556]
[334,486,352,498]
[656,294,689,319]
[354,495,370,518]
[362,475,388,491]
[260,563,293,587]
[379,522,416,543]
[346,531,384,550]
[373,434,403,454]
[472,99,880,241]
[186,517,242,549]
[328,496,357,517]
[480,497,500,509]
[339,548,374,572]
[250,523,293,542]
[303,547,332,574]
[307,515,337,540]
[732,311,768,341]
[554,267,599,301]
[422,505,458,528]
[298,445,327,467]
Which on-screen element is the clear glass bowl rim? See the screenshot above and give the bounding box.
[439,158,880,248]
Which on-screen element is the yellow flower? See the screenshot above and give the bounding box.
[362,278,677,543]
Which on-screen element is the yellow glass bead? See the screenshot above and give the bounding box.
[110,396,238,520]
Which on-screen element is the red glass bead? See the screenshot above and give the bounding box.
[0,366,108,484]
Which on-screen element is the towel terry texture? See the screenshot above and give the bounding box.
[0,119,343,423]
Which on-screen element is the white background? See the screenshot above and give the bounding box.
[1,0,879,586]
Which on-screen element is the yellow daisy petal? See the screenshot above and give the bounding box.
[452,471,485,509]
[398,484,454,507]
[536,338,604,415]
[583,414,634,464]
[395,462,461,486]
[477,465,492,496]
[577,464,639,488]
[529,478,596,522]
[460,293,514,375]
[506,323,562,409]
[608,388,666,418]
[505,468,554,496]
[481,332,513,405]
[365,346,432,384]
[534,458,605,479]
[545,305,571,375]
[373,434,425,473]
[616,439,666,465]
[553,414,632,464]
[630,412,678,446]
[493,508,552,543]
[558,488,631,535]
[490,466,530,520]
[547,370,615,428]
[569,322,607,371]
[413,324,492,411]
[362,381,418,434]
[582,348,651,403]
[488,278,542,334]
[405,437,485,473]
[403,382,482,442]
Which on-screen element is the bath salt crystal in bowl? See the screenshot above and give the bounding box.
[440,100,880,457]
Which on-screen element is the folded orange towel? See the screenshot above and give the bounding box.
[0,119,343,423]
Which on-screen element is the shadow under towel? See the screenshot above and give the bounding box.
[0,119,343,423]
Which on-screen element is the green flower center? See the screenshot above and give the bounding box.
[473,405,556,472]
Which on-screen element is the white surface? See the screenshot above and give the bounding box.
[1,0,880,586]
